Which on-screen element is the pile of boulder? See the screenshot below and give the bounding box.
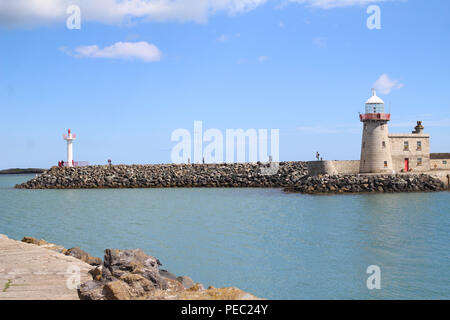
[22,237,261,300]
[80,248,263,300]
[284,174,446,194]
[79,249,261,300]
[15,162,445,194]
[22,236,102,266]
[15,162,308,189]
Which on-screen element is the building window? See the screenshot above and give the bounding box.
[444,161,448,165]
[382,141,386,148]
[404,141,409,151]
[417,141,422,151]
[417,158,422,166]
[362,142,365,148]
[384,161,388,167]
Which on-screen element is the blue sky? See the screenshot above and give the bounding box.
[0,0,449,169]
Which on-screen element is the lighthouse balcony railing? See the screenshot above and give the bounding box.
[360,113,391,121]
[63,134,77,139]
[63,161,89,167]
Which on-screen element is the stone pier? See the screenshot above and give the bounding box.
[0,234,93,300]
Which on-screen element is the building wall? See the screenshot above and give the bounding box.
[430,159,450,170]
[333,160,360,174]
[389,134,430,172]
[360,121,393,173]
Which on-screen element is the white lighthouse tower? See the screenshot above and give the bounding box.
[359,89,393,173]
[63,129,76,167]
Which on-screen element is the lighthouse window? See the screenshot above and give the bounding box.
[443,161,448,165]
[384,161,388,167]
[382,141,386,148]
[404,141,409,151]
[417,141,422,151]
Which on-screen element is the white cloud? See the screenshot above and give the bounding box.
[0,0,400,28]
[66,41,162,62]
[217,34,230,42]
[287,0,390,9]
[312,36,327,48]
[0,0,268,27]
[373,74,404,94]
[216,33,240,42]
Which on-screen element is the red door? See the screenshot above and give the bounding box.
[404,158,409,171]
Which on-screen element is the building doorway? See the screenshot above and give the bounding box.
[404,158,409,172]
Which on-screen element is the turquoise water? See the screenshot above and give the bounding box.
[1,174,449,299]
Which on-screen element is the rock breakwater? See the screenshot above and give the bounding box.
[284,174,446,194]
[18,236,261,300]
[15,162,308,189]
[13,163,446,194]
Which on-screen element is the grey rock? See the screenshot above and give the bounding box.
[66,247,102,266]
[160,269,177,280]
[177,276,195,289]
[78,280,104,300]
[102,249,162,287]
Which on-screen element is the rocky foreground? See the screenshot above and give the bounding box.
[15,162,308,189]
[284,174,446,194]
[19,237,261,300]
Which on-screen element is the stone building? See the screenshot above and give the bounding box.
[307,90,450,176]
[388,122,430,173]
[359,90,446,173]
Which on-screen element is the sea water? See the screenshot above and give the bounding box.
[0,174,449,299]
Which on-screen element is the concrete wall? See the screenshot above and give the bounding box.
[389,134,430,172]
[308,160,360,176]
[307,161,338,176]
[430,159,450,170]
[360,121,393,173]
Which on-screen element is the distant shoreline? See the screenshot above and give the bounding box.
[0,168,46,174]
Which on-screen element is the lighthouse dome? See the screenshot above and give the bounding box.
[365,89,384,104]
